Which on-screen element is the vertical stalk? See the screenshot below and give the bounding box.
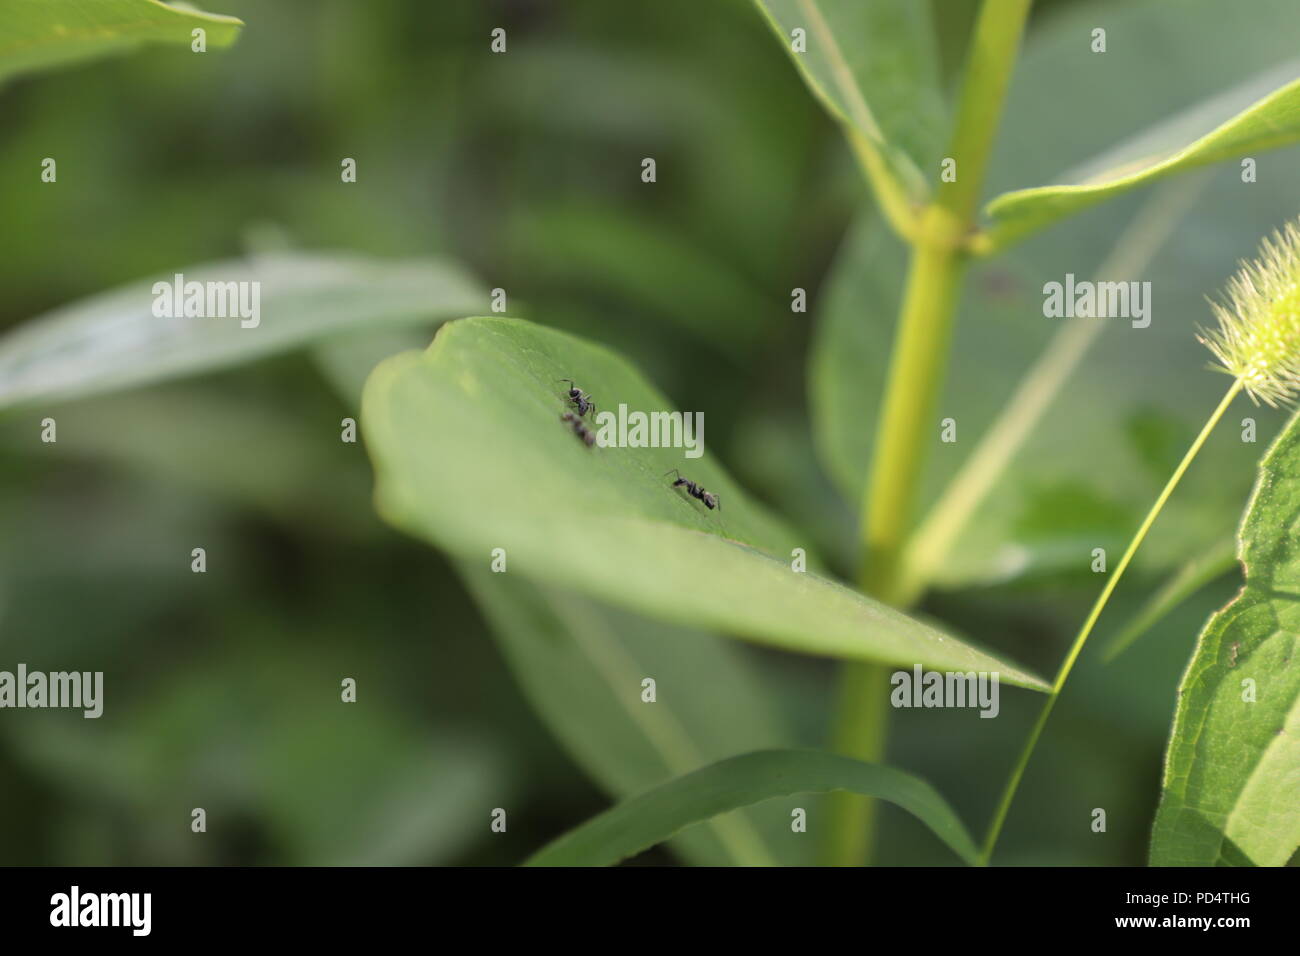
[821,659,890,865]
[859,223,967,600]
[822,0,1033,867]
[819,229,964,867]
[935,0,1035,225]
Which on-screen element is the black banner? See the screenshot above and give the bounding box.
[0,865,1283,942]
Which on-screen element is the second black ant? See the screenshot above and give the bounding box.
[561,411,596,447]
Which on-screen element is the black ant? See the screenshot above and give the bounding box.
[561,411,596,447]
[665,468,720,511]
[558,379,596,417]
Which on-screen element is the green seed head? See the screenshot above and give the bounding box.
[1199,219,1300,407]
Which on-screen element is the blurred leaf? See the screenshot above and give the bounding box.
[523,749,978,866]
[0,252,485,410]
[362,316,1048,687]
[1151,411,1300,866]
[927,0,979,89]
[981,63,1300,253]
[729,411,858,576]
[1124,406,1194,485]
[508,202,775,351]
[1102,538,1237,663]
[0,0,242,85]
[313,328,430,407]
[1011,481,1132,549]
[462,569,809,866]
[808,215,900,505]
[750,0,946,211]
[3,640,504,865]
[478,38,821,281]
[7,384,381,539]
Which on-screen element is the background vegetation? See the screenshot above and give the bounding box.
[1,0,1296,865]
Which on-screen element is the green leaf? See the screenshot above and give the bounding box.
[316,330,813,865]
[809,215,903,504]
[0,0,242,85]
[522,749,978,866]
[0,252,486,410]
[461,569,809,866]
[750,0,946,216]
[981,62,1300,253]
[4,385,381,540]
[362,316,1048,689]
[1151,410,1300,867]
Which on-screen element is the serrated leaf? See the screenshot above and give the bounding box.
[0,0,242,85]
[522,749,978,867]
[750,0,946,206]
[1151,410,1300,867]
[982,63,1300,253]
[361,316,1048,689]
[0,252,486,410]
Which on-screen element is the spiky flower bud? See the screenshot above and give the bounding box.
[1199,220,1300,407]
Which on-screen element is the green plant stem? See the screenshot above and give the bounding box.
[894,175,1208,605]
[823,231,966,867]
[823,0,1034,867]
[858,227,968,599]
[937,0,1036,225]
[979,378,1243,864]
[821,660,890,865]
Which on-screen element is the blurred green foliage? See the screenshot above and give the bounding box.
[1,0,1292,865]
